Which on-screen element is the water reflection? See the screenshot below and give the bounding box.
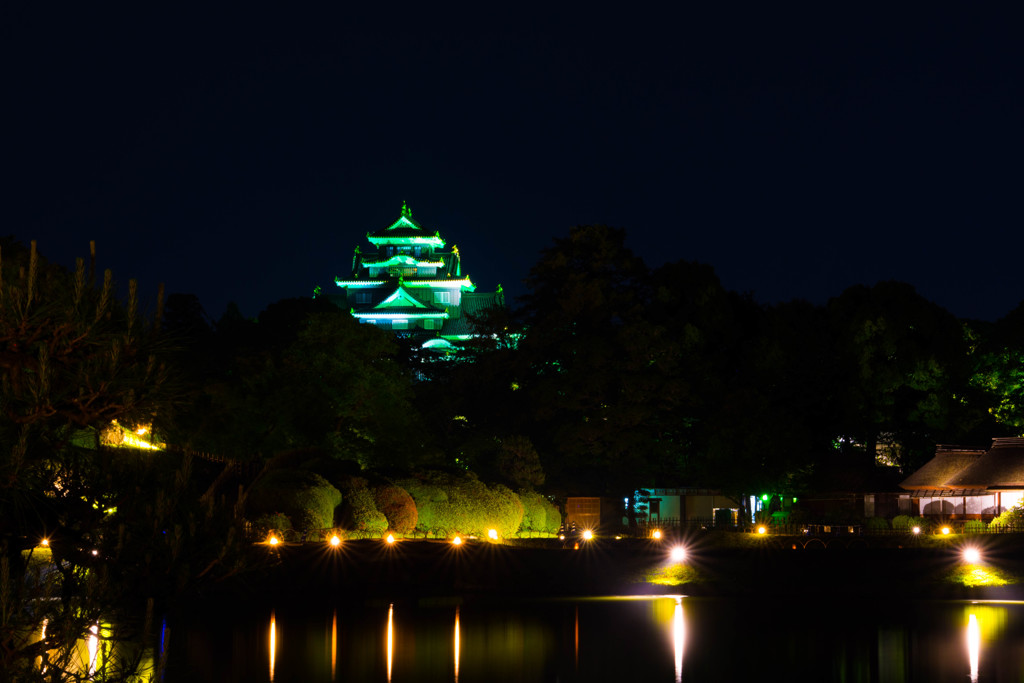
[386,603,393,682]
[673,598,685,683]
[180,597,1024,682]
[968,613,980,683]
[268,610,276,682]
[453,606,460,682]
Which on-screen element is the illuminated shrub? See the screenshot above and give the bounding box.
[372,485,418,534]
[989,503,1024,530]
[963,520,986,534]
[252,512,292,534]
[518,489,561,534]
[891,515,914,531]
[481,484,524,537]
[340,487,388,534]
[400,472,524,537]
[865,517,889,531]
[247,469,342,531]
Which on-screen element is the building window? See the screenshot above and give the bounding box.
[433,291,452,304]
[354,291,372,304]
[393,320,408,330]
[424,319,440,330]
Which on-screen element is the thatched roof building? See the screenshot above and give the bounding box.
[898,438,1024,518]
[946,438,1024,489]
[899,445,986,490]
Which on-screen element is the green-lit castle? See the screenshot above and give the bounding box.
[331,203,504,350]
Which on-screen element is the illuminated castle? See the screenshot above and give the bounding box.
[332,203,503,349]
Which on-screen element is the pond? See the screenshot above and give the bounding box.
[151,596,1024,682]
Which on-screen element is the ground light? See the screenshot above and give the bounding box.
[267,535,280,547]
[670,546,686,562]
[942,526,952,535]
[487,529,498,541]
[912,527,921,535]
[963,547,982,563]
[329,535,341,547]
[652,529,663,540]
[582,530,594,541]
[757,526,767,535]
[452,536,463,546]
[40,538,49,547]
[386,534,396,544]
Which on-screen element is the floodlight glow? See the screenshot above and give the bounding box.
[582,530,594,540]
[652,529,663,540]
[329,535,341,547]
[452,536,463,546]
[757,526,767,535]
[942,527,951,535]
[670,546,686,562]
[386,534,396,544]
[964,547,982,563]
[912,527,921,534]
[40,538,49,547]
[268,535,280,546]
[487,529,498,540]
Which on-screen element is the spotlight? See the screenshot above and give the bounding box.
[329,535,341,547]
[757,526,767,535]
[669,546,686,562]
[963,547,982,563]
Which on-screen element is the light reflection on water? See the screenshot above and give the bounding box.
[156,597,1024,682]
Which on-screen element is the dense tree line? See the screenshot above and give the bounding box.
[3,230,1024,677]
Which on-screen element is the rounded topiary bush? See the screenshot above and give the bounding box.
[372,485,418,534]
[400,471,524,537]
[963,520,986,534]
[865,517,890,531]
[891,515,914,531]
[481,484,524,538]
[339,486,389,535]
[247,469,342,531]
[518,490,562,535]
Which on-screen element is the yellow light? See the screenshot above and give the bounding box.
[329,535,341,547]
[40,538,49,547]
[135,426,148,435]
[912,526,921,534]
[652,529,663,540]
[268,535,280,546]
[487,529,498,540]
[559,534,565,541]
[757,526,767,535]
[582,530,594,541]
[452,535,463,545]
[964,547,982,563]
[386,534,396,544]
[942,527,951,535]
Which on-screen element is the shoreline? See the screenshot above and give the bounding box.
[181,533,1024,609]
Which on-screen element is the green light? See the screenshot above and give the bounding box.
[335,279,387,288]
[353,312,448,320]
[761,494,769,501]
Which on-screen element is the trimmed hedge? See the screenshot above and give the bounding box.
[247,469,342,531]
[340,486,389,534]
[399,472,525,537]
[372,485,418,534]
[518,489,562,534]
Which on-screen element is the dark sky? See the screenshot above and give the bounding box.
[6,5,1022,322]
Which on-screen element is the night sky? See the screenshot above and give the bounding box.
[6,6,1022,322]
